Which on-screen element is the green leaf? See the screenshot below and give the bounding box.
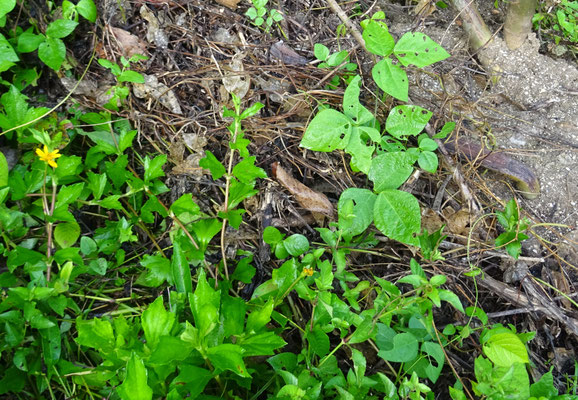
[377,332,418,362]
[77,0,97,22]
[0,152,8,186]
[137,254,171,287]
[343,75,374,124]
[190,269,220,337]
[369,152,415,191]
[46,19,78,38]
[326,50,349,66]
[118,70,145,83]
[386,105,432,138]
[394,32,450,68]
[314,43,330,61]
[530,371,558,398]
[0,0,16,18]
[362,20,395,56]
[57,182,85,206]
[438,289,464,313]
[172,365,212,398]
[199,150,226,180]
[346,128,374,174]
[38,37,66,71]
[239,101,264,119]
[232,156,267,184]
[206,344,250,377]
[144,154,167,182]
[17,31,46,53]
[247,299,274,332]
[142,296,175,350]
[117,353,153,400]
[170,193,201,224]
[434,121,455,139]
[75,317,115,352]
[483,332,529,367]
[80,236,97,255]
[171,239,192,293]
[99,195,123,210]
[338,188,376,237]
[372,58,408,102]
[417,151,438,173]
[418,136,438,151]
[307,325,330,357]
[222,293,246,337]
[238,331,287,356]
[0,33,19,72]
[283,234,310,256]
[231,258,255,283]
[300,109,353,152]
[374,190,421,246]
[148,336,192,365]
[263,226,283,245]
[54,221,81,248]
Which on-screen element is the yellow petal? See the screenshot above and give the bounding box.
[48,159,58,168]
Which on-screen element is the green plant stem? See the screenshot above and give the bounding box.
[219,118,241,284]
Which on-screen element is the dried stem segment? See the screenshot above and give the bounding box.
[504,0,537,50]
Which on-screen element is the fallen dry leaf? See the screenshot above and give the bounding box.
[222,54,250,99]
[110,27,147,58]
[215,0,241,9]
[132,74,182,114]
[442,207,471,236]
[140,5,169,49]
[272,163,333,217]
[270,41,309,65]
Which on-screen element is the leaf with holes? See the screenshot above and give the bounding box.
[362,20,395,57]
[374,190,420,246]
[300,109,353,152]
[372,58,408,102]
[394,32,450,68]
[338,188,376,237]
[386,105,432,138]
[369,152,416,191]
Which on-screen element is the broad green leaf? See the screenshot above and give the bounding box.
[326,49,349,66]
[171,240,192,293]
[394,32,450,68]
[40,325,61,369]
[77,0,97,22]
[190,269,220,337]
[239,101,264,119]
[483,332,529,367]
[374,190,420,246]
[38,37,66,70]
[386,105,432,138]
[99,195,123,210]
[230,257,255,283]
[418,136,438,151]
[434,121,455,139]
[170,193,201,224]
[438,289,465,313]
[369,152,415,191]
[222,293,246,337]
[0,33,18,72]
[232,156,267,184]
[238,331,287,356]
[530,371,558,398]
[144,154,167,182]
[199,150,226,180]
[17,29,46,53]
[0,152,8,186]
[300,109,353,152]
[377,332,418,362]
[172,365,212,398]
[314,43,329,60]
[117,353,153,400]
[307,325,330,357]
[372,58,408,102]
[418,151,438,173]
[337,188,376,237]
[80,236,97,255]
[118,70,144,83]
[343,75,374,124]
[87,171,107,200]
[263,226,283,244]
[148,336,192,365]
[346,128,374,174]
[0,0,16,18]
[75,317,115,352]
[405,341,444,383]
[283,234,309,256]
[247,299,274,332]
[54,221,80,248]
[206,344,250,377]
[348,317,374,344]
[137,254,171,287]
[57,183,85,206]
[46,19,78,39]
[190,218,221,252]
[362,20,394,57]
[142,296,175,350]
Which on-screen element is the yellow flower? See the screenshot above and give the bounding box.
[36,145,61,168]
[303,267,314,277]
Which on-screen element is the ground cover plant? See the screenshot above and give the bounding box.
[1,0,578,399]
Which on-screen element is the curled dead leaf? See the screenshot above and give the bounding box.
[272,162,333,217]
[110,27,148,58]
